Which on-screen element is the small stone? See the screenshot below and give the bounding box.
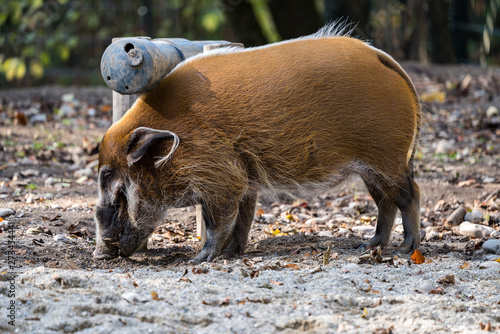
[332,196,350,208]
[44,177,60,187]
[420,229,426,241]
[0,220,10,230]
[459,222,495,238]
[25,194,36,204]
[74,168,93,179]
[43,193,54,200]
[351,225,375,235]
[317,231,333,237]
[436,274,455,285]
[0,208,15,218]
[121,292,148,304]
[464,209,483,224]
[260,214,276,224]
[482,239,500,254]
[492,231,500,239]
[341,263,361,273]
[29,113,47,124]
[335,228,351,237]
[271,206,281,216]
[486,106,498,118]
[75,176,88,184]
[394,225,404,233]
[27,226,45,234]
[54,234,70,243]
[445,207,466,227]
[485,254,500,261]
[62,93,75,103]
[20,169,40,177]
[304,216,329,225]
[348,201,366,212]
[86,160,99,170]
[425,227,439,241]
[478,261,500,269]
[435,139,456,155]
[418,282,434,294]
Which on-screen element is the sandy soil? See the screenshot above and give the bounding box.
[0,63,499,333]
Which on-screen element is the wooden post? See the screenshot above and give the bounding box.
[195,204,206,248]
[112,91,139,123]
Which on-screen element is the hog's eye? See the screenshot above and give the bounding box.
[99,167,115,188]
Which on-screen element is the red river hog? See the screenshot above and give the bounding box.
[94,25,421,263]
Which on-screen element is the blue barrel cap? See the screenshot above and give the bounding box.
[101,37,238,95]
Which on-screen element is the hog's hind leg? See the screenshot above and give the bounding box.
[359,175,398,250]
[360,171,421,254]
[222,192,257,258]
[394,176,421,253]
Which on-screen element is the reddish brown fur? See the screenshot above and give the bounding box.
[95,35,421,262]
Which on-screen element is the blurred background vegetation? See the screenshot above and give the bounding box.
[1,0,499,88]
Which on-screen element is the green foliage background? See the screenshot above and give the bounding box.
[0,0,498,88]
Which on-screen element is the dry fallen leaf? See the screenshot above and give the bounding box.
[242,258,255,269]
[323,246,331,265]
[430,287,445,295]
[479,321,492,331]
[420,91,446,103]
[284,263,299,270]
[458,179,476,187]
[437,274,455,285]
[270,279,283,286]
[179,276,192,283]
[246,297,270,304]
[250,270,259,278]
[151,291,160,301]
[460,262,471,269]
[310,266,322,274]
[42,214,62,222]
[14,112,27,126]
[192,267,208,274]
[45,260,79,270]
[361,307,368,318]
[411,249,425,264]
[14,248,26,256]
[219,298,230,306]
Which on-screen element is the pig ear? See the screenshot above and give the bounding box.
[126,127,180,167]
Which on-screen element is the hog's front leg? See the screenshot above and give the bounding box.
[222,192,257,257]
[191,200,239,263]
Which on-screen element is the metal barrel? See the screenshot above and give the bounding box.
[100,37,230,95]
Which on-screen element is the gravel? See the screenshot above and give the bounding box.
[2,252,499,333]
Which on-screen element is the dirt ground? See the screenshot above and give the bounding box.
[0,63,499,333]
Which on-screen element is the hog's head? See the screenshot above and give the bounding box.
[93,125,180,259]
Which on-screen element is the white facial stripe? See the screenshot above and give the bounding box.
[97,167,123,206]
[126,180,139,223]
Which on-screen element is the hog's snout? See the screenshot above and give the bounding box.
[117,222,149,258]
[94,205,126,260]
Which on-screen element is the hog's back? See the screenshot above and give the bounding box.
[143,36,419,188]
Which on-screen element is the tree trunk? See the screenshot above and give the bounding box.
[428,0,456,63]
[406,0,428,63]
[268,0,323,39]
[324,0,371,38]
[222,0,267,46]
